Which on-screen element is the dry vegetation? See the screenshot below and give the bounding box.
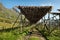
[0,3,60,40]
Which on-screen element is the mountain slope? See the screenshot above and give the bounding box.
[0,3,19,29]
[0,3,18,20]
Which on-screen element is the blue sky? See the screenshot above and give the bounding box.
[0,0,60,12]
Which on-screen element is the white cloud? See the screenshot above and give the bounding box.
[40,3,54,6]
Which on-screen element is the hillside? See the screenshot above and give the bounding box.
[0,3,18,20]
[0,3,19,28]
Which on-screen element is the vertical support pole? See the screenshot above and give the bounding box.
[44,16,45,24]
[59,15,60,26]
[20,13,23,33]
[58,9,60,29]
[48,13,50,31]
[42,17,44,29]
[53,14,55,27]
[43,16,45,29]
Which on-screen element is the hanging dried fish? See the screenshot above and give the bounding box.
[17,6,52,24]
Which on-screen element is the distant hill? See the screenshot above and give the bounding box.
[0,3,19,20]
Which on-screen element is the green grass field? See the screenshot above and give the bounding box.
[0,3,60,40]
[0,28,60,40]
[0,16,60,40]
[29,36,41,40]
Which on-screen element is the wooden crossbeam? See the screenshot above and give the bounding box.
[51,12,60,15]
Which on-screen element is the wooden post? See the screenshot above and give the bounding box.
[20,13,23,33]
[58,9,60,27]
[59,15,60,26]
[48,13,50,31]
[43,16,45,29]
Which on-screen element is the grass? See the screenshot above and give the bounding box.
[0,26,60,40]
[0,31,20,40]
[0,32,17,40]
[0,29,27,40]
[0,22,19,29]
[0,19,60,40]
[0,3,60,40]
[29,36,40,40]
[47,30,60,40]
[0,15,20,30]
[0,13,60,40]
